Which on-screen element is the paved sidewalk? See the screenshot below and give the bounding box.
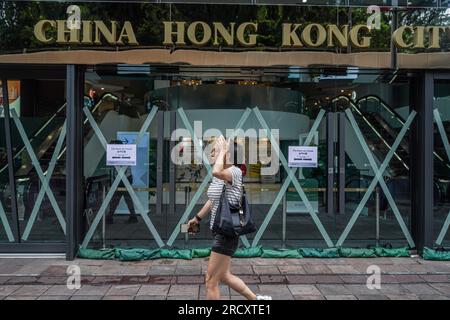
[0,256,449,300]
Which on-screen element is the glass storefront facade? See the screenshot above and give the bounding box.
[1,0,450,257]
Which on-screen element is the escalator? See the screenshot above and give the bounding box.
[333,94,450,206]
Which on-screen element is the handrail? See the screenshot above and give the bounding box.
[332,95,409,171]
[0,92,119,175]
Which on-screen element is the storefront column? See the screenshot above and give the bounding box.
[410,72,434,252]
[66,65,84,260]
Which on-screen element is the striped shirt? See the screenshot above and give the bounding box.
[207,166,243,230]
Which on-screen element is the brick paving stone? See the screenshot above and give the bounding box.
[356,295,389,300]
[168,285,199,297]
[317,284,352,296]
[429,283,450,295]
[167,295,198,300]
[120,276,150,284]
[377,284,409,295]
[268,293,294,300]
[420,275,450,283]
[339,275,367,284]
[325,295,357,300]
[236,275,260,284]
[344,285,383,296]
[175,266,202,275]
[5,277,38,285]
[417,294,450,300]
[293,295,325,300]
[200,285,230,297]
[0,285,22,296]
[10,285,50,296]
[43,285,78,296]
[40,266,68,277]
[135,295,166,300]
[0,264,26,274]
[286,275,315,284]
[70,295,103,300]
[148,265,177,276]
[387,294,420,300]
[379,265,410,274]
[229,296,247,300]
[313,275,344,284]
[93,267,124,276]
[394,274,425,283]
[253,266,281,275]
[102,296,135,300]
[177,276,204,284]
[120,266,149,276]
[15,264,50,275]
[258,284,290,295]
[36,276,67,285]
[73,285,111,296]
[402,264,435,274]
[230,284,258,296]
[80,276,96,284]
[303,265,333,274]
[138,284,170,296]
[327,265,361,274]
[389,258,419,265]
[260,275,286,284]
[278,266,306,275]
[38,296,71,300]
[148,276,176,284]
[230,265,254,275]
[380,275,400,284]
[105,285,141,296]
[78,266,101,275]
[288,285,322,296]
[5,295,38,300]
[401,284,442,295]
[91,276,122,285]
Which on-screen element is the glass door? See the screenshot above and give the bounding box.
[433,79,450,248]
[1,71,67,248]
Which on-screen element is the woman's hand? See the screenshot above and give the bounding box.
[215,135,229,159]
[187,217,199,228]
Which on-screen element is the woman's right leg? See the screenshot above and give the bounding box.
[222,272,257,300]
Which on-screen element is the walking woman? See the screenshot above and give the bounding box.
[187,135,272,300]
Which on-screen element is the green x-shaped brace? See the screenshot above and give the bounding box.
[21,122,67,240]
[166,107,252,247]
[251,107,334,247]
[81,106,164,248]
[11,109,67,236]
[335,108,416,248]
[434,109,450,246]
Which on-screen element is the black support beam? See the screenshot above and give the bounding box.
[66,65,84,260]
[410,72,434,251]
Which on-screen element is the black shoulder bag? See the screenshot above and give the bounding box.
[212,179,256,238]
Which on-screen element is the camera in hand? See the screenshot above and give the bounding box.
[180,223,200,234]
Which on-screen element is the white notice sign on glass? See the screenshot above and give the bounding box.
[288,146,318,168]
[106,144,137,166]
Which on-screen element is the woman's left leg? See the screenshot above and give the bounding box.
[205,251,231,300]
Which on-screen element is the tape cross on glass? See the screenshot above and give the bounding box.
[434,109,450,246]
[251,107,334,247]
[81,106,164,248]
[21,122,67,240]
[166,107,252,248]
[335,108,416,248]
[11,109,67,238]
